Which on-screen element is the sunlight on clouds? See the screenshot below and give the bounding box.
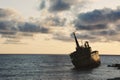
[0,0,40,18]
[0,34,74,54]
[0,0,120,54]
[89,0,120,10]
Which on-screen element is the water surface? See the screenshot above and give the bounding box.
[0,54,120,80]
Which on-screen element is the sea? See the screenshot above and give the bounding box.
[0,54,120,80]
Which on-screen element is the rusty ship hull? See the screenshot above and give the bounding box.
[70,51,100,69]
[69,32,101,69]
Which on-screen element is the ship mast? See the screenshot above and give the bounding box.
[73,32,80,48]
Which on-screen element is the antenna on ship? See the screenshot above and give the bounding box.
[73,32,80,49]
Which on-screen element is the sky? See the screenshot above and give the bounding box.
[0,0,120,54]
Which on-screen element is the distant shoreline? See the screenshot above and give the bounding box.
[0,53,120,56]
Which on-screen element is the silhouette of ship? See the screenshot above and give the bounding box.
[70,32,101,69]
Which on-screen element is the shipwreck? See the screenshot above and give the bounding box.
[70,32,101,69]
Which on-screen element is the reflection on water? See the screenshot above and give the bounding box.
[107,77,120,80]
[0,54,120,80]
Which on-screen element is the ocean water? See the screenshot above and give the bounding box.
[0,54,120,80]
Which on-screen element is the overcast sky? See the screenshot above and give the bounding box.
[0,0,120,54]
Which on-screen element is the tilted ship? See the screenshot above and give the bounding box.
[70,32,101,69]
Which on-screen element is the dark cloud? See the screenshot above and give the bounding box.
[38,0,46,10]
[38,0,85,12]
[1,6,120,43]
[38,0,70,12]
[75,8,120,26]
[0,20,17,30]
[95,30,117,36]
[0,8,49,33]
[73,28,119,42]
[72,8,120,42]
[75,24,107,30]
[0,8,50,44]
[49,0,70,12]
[50,7,120,42]
[0,8,20,38]
[0,21,49,35]
[18,22,49,33]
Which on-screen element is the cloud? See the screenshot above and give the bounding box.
[38,0,87,12]
[0,8,23,21]
[41,16,67,26]
[0,20,49,36]
[39,0,46,10]
[53,32,73,42]
[0,30,17,35]
[0,8,49,33]
[75,8,120,28]
[49,0,70,12]
[0,8,50,43]
[37,0,89,28]
[75,24,107,30]
[36,5,120,42]
[74,8,120,41]
[73,8,120,42]
[0,8,15,18]
[38,0,71,12]
[0,20,18,31]
[38,7,120,42]
[0,8,22,37]
[93,30,117,36]
[1,6,120,43]
[18,22,49,33]
[75,8,120,26]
